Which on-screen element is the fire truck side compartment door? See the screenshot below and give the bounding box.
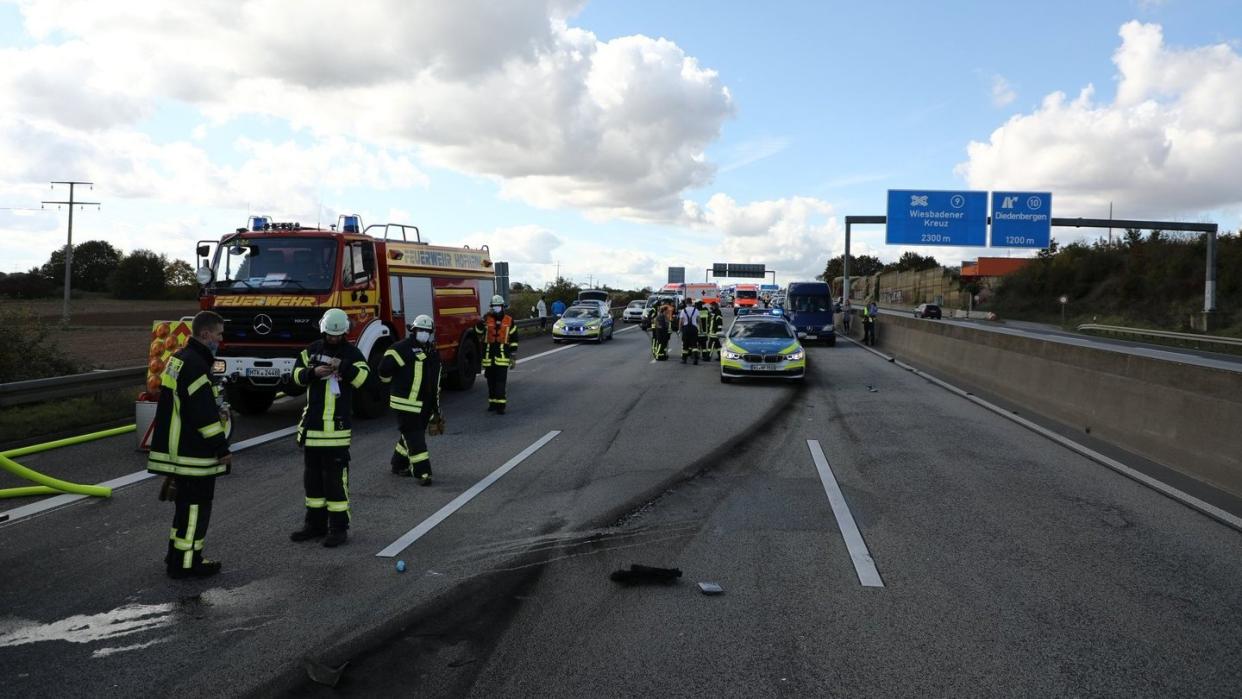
[477,279,494,313]
[390,277,404,315]
[400,276,433,322]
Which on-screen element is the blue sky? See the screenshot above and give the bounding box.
[1,0,1240,288]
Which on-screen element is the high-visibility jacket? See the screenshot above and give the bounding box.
[475,313,519,368]
[293,338,369,448]
[378,337,441,415]
[655,305,673,332]
[705,311,723,336]
[147,338,230,478]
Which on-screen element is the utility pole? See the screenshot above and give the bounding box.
[42,180,100,324]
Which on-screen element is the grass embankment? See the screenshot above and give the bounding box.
[0,388,137,447]
[0,298,192,446]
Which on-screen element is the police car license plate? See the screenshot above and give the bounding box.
[246,367,281,378]
[752,363,777,371]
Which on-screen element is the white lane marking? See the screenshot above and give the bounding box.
[0,426,301,527]
[843,335,1242,532]
[517,324,640,364]
[377,430,561,558]
[231,425,298,451]
[806,440,884,588]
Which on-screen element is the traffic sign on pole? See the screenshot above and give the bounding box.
[886,189,987,247]
[991,191,1052,248]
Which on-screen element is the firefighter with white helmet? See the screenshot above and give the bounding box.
[378,314,442,485]
[473,294,519,414]
[288,307,370,547]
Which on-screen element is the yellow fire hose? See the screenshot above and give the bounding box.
[0,425,136,499]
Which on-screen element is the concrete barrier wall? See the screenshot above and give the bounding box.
[840,312,1242,499]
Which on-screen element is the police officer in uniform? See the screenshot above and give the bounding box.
[289,308,370,547]
[476,294,519,414]
[148,311,231,579]
[379,314,441,485]
[863,300,878,346]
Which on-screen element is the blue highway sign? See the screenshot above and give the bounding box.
[991,191,1051,248]
[886,190,988,246]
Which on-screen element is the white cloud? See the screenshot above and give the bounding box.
[687,194,841,282]
[467,225,564,265]
[991,75,1016,107]
[2,0,732,223]
[958,21,1242,220]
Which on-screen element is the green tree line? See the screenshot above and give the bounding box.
[0,241,197,300]
[817,251,941,281]
[988,230,1241,331]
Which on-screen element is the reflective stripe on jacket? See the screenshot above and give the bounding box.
[147,338,229,478]
[378,337,442,414]
[293,338,369,448]
[477,313,519,368]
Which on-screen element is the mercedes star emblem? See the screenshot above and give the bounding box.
[253,314,274,335]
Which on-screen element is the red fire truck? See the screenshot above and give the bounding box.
[194,215,495,417]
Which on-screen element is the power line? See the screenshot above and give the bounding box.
[42,181,101,325]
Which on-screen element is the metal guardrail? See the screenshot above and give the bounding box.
[0,306,629,408]
[0,367,146,409]
[1076,324,1242,349]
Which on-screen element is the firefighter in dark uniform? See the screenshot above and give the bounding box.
[289,308,370,547]
[379,314,441,485]
[475,294,519,414]
[695,301,710,361]
[653,298,673,360]
[703,302,724,361]
[148,311,231,579]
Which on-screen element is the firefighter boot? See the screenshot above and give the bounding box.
[167,559,222,580]
[323,529,349,548]
[290,509,328,542]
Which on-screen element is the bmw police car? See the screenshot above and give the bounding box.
[719,310,806,383]
[552,305,614,344]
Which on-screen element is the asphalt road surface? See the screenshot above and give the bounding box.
[2,322,1240,698]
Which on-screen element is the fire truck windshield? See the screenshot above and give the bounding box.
[211,237,337,292]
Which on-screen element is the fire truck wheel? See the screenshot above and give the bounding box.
[444,336,479,391]
[226,385,277,415]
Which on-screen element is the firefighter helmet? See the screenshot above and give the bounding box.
[319,308,350,336]
[490,294,506,306]
[410,314,434,331]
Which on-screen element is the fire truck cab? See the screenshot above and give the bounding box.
[195,215,494,417]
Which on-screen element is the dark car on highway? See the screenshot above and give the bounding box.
[914,303,942,319]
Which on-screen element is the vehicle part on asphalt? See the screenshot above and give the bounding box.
[697,582,724,595]
[609,564,683,585]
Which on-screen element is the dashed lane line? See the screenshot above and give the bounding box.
[806,439,885,588]
[376,430,561,558]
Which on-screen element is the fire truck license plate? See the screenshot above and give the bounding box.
[245,368,282,378]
